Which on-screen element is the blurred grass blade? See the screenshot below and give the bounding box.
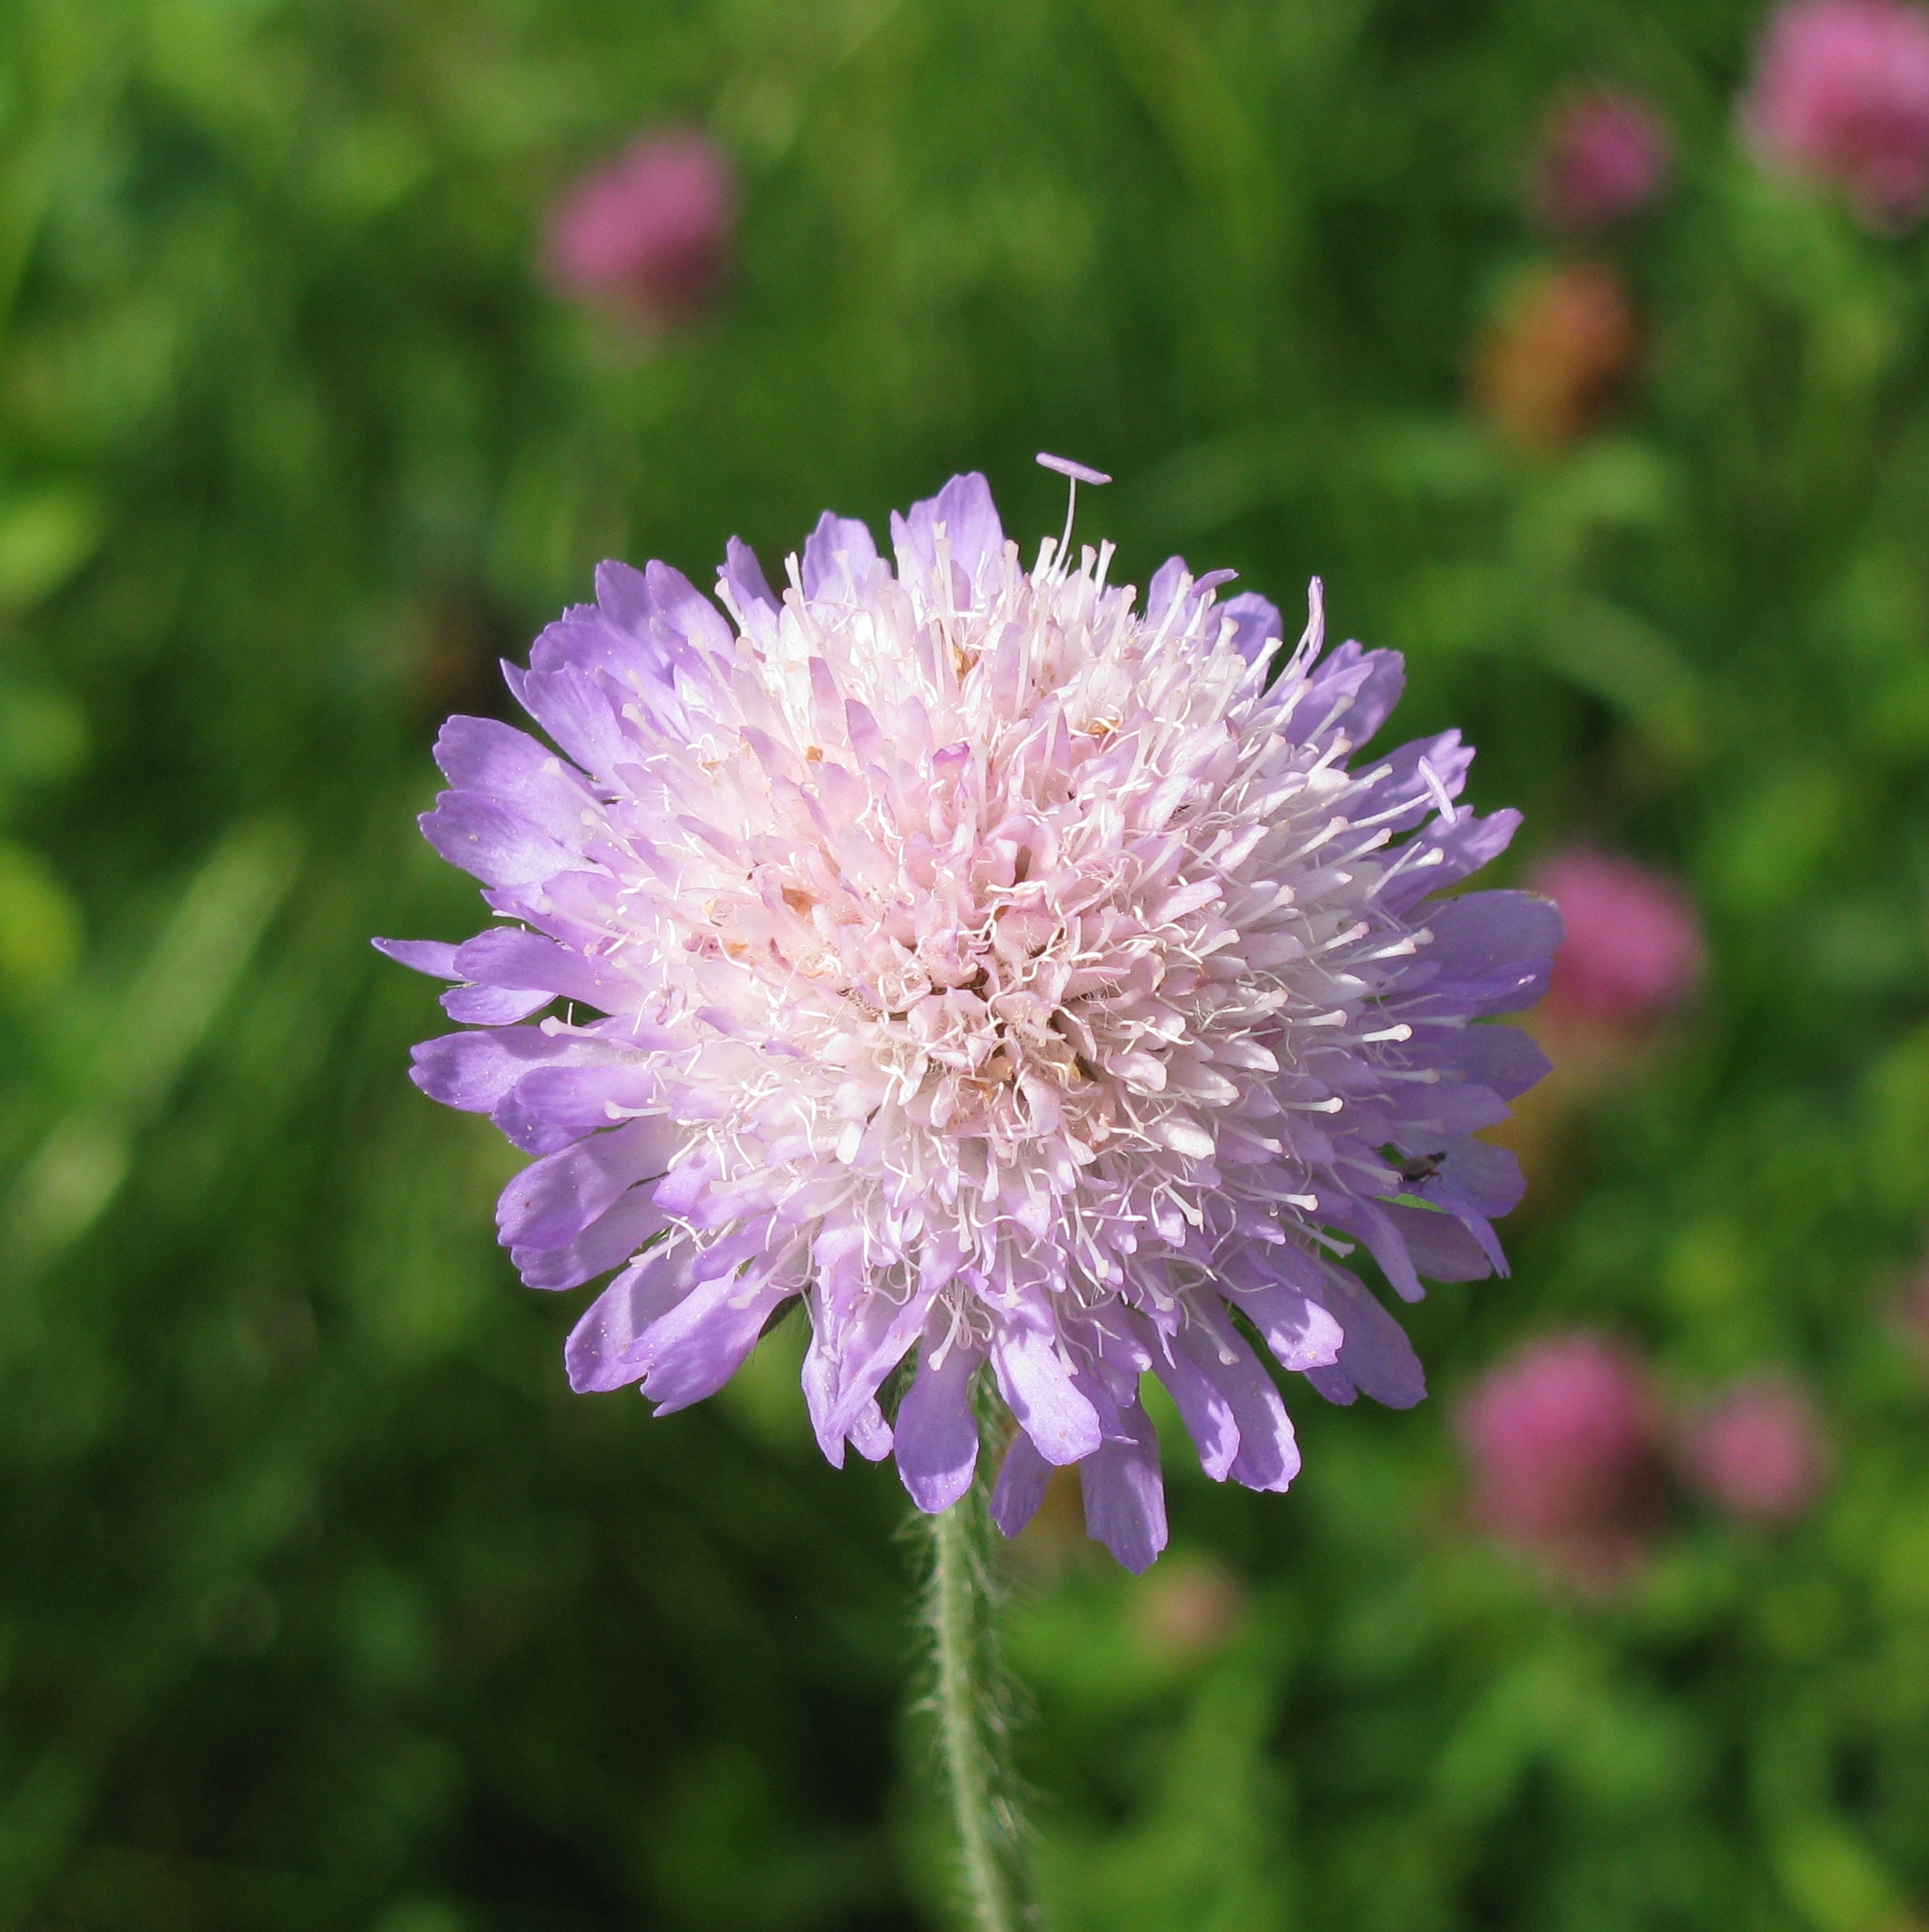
[1,817,301,1275]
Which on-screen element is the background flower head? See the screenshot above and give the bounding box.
[1531,846,1703,1034]
[1742,0,1929,230]
[1473,260,1640,454]
[1456,1331,1668,1588]
[1676,1375,1830,1524]
[377,474,1553,1570]
[1530,87,1672,232]
[542,127,737,326]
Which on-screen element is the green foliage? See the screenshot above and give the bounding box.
[2,0,1927,1925]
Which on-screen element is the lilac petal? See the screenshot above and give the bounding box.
[798,1329,850,1471]
[896,1338,983,1512]
[799,1263,935,1463]
[409,1026,593,1112]
[990,1324,1104,1466]
[593,558,735,663]
[491,1061,663,1156]
[516,663,636,783]
[800,512,880,602]
[1161,1303,1300,1491]
[719,537,778,614]
[1146,556,1191,628]
[890,474,1004,591]
[1222,591,1284,666]
[1212,1346,1302,1492]
[640,1269,795,1413]
[432,716,598,842]
[513,1187,669,1291]
[1429,1137,1526,1220]
[527,607,635,684]
[441,983,554,1025]
[496,1115,678,1250]
[1409,961,1553,1019]
[846,1400,893,1462]
[1150,1324,1240,1481]
[419,795,574,889]
[564,1247,694,1392]
[373,937,463,980]
[1078,1403,1167,1574]
[452,927,641,1016]
[1280,639,1406,742]
[1224,1265,1345,1370]
[1433,1024,1551,1101]
[820,1283,939,1449]
[1381,808,1522,912]
[588,560,656,641]
[1380,1203,1493,1282]
[1334,1194,1426,1304]
[646,560,735,656]
[990,1431,1053,1538]
[1393,1079,1511,1136]
[1422,890,1563,976]
[1298,1266,1427,1410]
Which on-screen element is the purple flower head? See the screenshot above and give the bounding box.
[1742,0,1929,230]
[1676,1375,1830,1525]
[543,127,736,325]
[377,474,1555,1571]
[1531,847,1702,1031]
[1531,87,1672,232]
[1456,1332,1666,1588]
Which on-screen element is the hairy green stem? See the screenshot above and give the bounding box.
[923,1487,1034,1932]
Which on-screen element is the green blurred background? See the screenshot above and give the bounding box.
[3,0,1929,1926]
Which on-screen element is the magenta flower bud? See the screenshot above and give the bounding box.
[1741,0,1929,230]
[1677,1377,1830,1525]
[1456,1332,1666,1585]
[1531,848,1702,1031]
[543,128,737,325]
[1531,88,1672,231]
